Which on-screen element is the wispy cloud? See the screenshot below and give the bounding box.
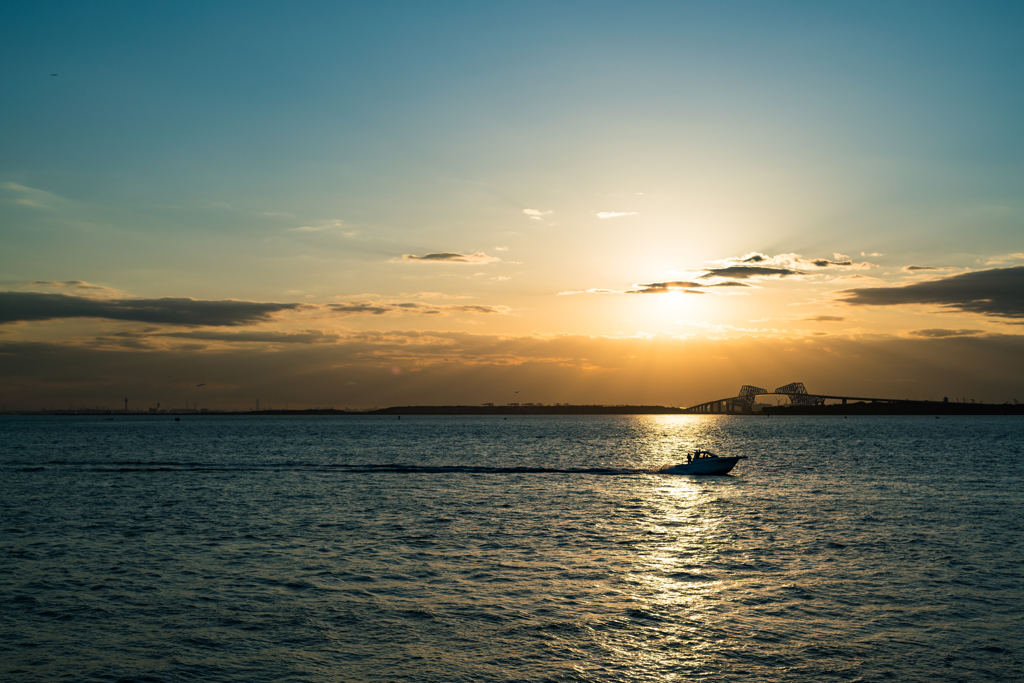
[2,182,62,209]
[20,280,123,299]
[985,253,1024,265]
[401,252,500,264]
[805,315,847,322]
[328,301,508,316]
[908,328,984,338]
[720,252,873,271]
[396,292,475,300]
[596,212,638,219]
[810,259,854,267]
[564,250,876,298]
[628,280,750,294]
[903,265,957,272]
[288,219,358,237]
[700,265,802,280]
[161,330,341,344]
[523,209,552,221]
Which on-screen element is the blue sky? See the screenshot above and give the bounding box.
[2,2,1023,407]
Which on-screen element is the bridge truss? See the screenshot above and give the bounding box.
[774,382,826,407]
[682,381,916,414]
[737,385,768,411]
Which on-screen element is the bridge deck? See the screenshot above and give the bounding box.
[684,391,941,413]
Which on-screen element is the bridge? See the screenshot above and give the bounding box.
[683,382,926,415]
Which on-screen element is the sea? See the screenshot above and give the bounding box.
[2,414,1022,682]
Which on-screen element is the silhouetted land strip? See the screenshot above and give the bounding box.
[761,401,1024,416]
[370,405,686,415]
[9,403,1022,416]
[8,405,687,416]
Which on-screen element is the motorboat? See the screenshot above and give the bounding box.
[661,450,747,475]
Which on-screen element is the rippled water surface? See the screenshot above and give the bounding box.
[2,415,1022,682]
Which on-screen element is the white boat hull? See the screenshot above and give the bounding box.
[662,456,745,475]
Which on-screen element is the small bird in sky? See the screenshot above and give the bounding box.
[51,73,57,76]
[196,383,205,387]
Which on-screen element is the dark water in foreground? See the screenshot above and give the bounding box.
[2,415,1022,682]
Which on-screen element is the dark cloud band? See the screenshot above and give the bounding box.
[840,266,1024,318]
[0,292,303,326]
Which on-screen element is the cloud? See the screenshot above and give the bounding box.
[840,266,1024,318]
[699,266,802,280]
[401,252,500,264]
[327,301,508,316]
[903,265,956,272]
[805,315,846,322]
[161,330,340,344]
[20,280,123,298]
[566,250,873,300]
[2,182,62,209]
[831,274,878,281]
[523,209,552,221]
[986,253,1024,265]
[862,252,884,257]
[720,252,872,272]
[290,219,351,232]
[627,280,750,294]
[5,331,1024,410]
[0,292,304,326]
[908,329,984,338]
[596,212,638,219]
[561,279,753,295]
[629,284,706,295]
[288,219,359,238]
[396,292,474,300]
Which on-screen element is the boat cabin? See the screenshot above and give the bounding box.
[687,449,719,463]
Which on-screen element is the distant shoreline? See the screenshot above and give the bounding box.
[760,401,1024,416]
[5,402,1023,416]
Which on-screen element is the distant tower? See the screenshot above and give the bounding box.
[124,398,128,411]
[256,399,260,411]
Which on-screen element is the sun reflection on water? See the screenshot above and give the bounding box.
[602,417,750,675]
[622,414,738,471]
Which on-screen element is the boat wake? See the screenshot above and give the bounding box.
[329,464,654,476]
[12,461,714,476]
[11,460,679,476]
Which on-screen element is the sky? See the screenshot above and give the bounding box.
[2,1,1024,410]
